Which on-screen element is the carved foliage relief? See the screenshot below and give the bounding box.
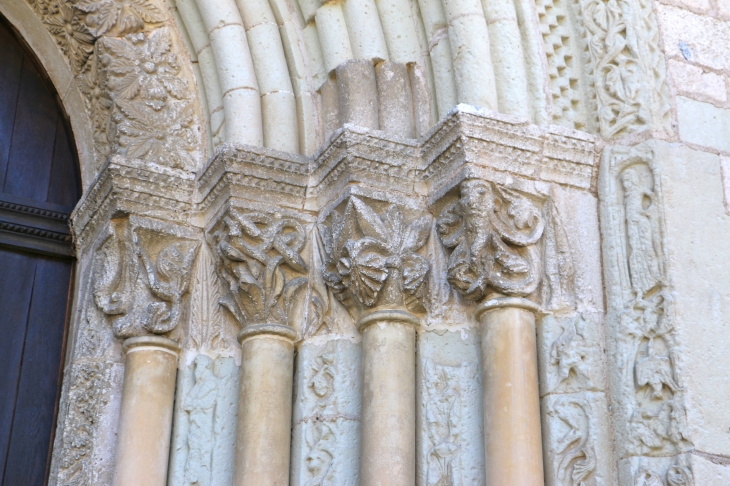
[93,218,199,338]
[26,0,200,171]
[436,179,574,308]
[318,196,432,314]
[600,146,692,482]
[575,0,672,138]
[209,209,309,330]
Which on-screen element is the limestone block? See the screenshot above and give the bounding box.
[341,0,389,62]
[168,355,239,486]
[657,5,730,72]
[416,328,485,486]
[691,453,730,485]
[375,61,415,138]
[722,156,730,215]
[291,339,361,486]
[316,3,354,74]
[537,313,605,397]
[655,142,730,456]
[541,392,613,486]
[336,59,380,130]
[720,0,730,20]
[667,59,727,104]
[676,96,730,152]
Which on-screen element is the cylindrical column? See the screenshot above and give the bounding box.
[233,324,296,486]
[476,297,544,486]
[359,310,419,486]
[113,336,181,486]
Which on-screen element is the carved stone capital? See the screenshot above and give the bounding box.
[318,196,432,318]
[436,178,575,310]
[208,207,309,333]
[92,216,199,339]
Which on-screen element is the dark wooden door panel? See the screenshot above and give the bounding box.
[0,23,24,178]
[2,255,72,486]
[0,15,82,486]
[3,55,58,202]
[0,249,37,485]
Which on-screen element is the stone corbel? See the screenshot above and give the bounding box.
[318,195,432,486]
[435,177,575,486]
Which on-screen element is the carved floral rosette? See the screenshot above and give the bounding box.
[599,145,693,482]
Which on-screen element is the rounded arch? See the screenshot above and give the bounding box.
[0,0,95,189]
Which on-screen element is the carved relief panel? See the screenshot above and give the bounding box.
[600,144,693,484]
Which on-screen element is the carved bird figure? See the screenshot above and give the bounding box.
[635,337,681,399]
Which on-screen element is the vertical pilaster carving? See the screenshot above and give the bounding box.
[600,145,693,484]
[575,0,672,138]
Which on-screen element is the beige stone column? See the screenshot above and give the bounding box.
[358,309,419,486]
[475,297,544,486]
[232,324,297,486]
[113,336,181,486]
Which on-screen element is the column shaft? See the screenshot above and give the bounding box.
[233,324,296,486]
[359,311,418,486]
[477,299,544,486]
[113,336,180,486]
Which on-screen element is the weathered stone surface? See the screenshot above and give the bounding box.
[676,97,730,153]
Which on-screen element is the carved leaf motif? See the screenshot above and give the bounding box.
[320,196,431,311]
[189,244,226,350]
[213,211,308,328]
[42,0,95,73]
[76,0,166,36]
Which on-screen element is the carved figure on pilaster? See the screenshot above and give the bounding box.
[93,219,199,338]
[318,196,432,315]
[209,208,309,332]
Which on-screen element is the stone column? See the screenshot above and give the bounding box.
[113,336,181,486]
[476,297,544,486]
[233,324,297,486]
[358,310,419,486]
[317,196,433,486]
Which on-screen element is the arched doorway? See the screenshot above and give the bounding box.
[0,14,81,486]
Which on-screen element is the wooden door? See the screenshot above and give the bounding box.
[0,15,81,486]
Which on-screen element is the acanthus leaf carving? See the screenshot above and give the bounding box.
[75,0,167,37]
[319,196,432,314]
[211,209,309,330]
[41,0,95,72]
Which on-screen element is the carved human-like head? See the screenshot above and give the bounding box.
[459,179,494,224]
